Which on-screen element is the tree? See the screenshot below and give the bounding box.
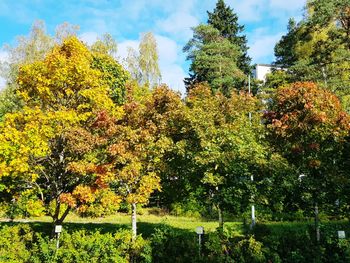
[0,37,128,231]
[183,25,245,96]
[0,85,22,121]
[264,82,350,241]
[270,0,350,110]
[89,85,176,239]
[90,33,118,57]
[274,18,299,68]
[0,20,81,119]
[139,32,161,86]
[179,84,266,227]
[207,0,251,74]
[91,51,129,105]
[126,32,161,88]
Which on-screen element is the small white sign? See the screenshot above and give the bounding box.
[338,231,346,239]
[55,225,62,233]
[195,226,204,235]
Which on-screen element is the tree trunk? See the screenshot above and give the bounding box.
[314,202,320,242]
[218,204,223,229]
[51,204,70,238]
[131,203,137,240]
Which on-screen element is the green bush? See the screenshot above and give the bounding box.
[0,224,34,263]
[3,192,45,219]
[150,225,200,263]
[169,196,205,218]
[232,236,266,263]
[253,222,350,263]
[0,224,152,263]
[203,227,273,263]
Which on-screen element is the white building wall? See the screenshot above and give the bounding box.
[253,64,274,82]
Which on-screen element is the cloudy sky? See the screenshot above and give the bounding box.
[0,0,306,94]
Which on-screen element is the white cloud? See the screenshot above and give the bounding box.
[227,0,266,22]
[268,0,305,12]
[225,0,306,22]
[155,35,186,94]
[248,31,284,63]
[79,31,98,46]
[157,12,198,39]
[161,64,186,95]
[155,35,178,64]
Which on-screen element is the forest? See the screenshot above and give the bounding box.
[0,0,350,262]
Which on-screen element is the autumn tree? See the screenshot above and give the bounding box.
[269,0,350,110]
[264,82,350,241]
[88,85,177,238]
[184,25,245,96]
[0,20,81,120]
[0,37,128,230]
[126,32,161,88]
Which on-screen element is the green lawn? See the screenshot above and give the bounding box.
[0,210,244,237]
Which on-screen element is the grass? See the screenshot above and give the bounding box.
[0,209,244,237]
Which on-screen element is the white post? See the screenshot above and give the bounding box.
[251,174,256,229]
[56,232,60,249]
[195,226,204,257]
[249,74,255,229]
[131,203,137,240]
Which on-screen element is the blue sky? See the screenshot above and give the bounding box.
[0,0,306,94]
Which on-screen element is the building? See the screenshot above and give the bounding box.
[253,64,281,82]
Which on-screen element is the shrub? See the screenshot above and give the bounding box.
[0,224,152,263]
[150,225,199,263]
[204,227,271,263]
[0,224,34,263]
[7,191,46,218]
[232,236,266,263]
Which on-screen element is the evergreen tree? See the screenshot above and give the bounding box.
[267,0,350,110]
[183,24,245,96]
[207,0,252,74]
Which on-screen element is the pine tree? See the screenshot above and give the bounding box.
[207,0,252,74]
[184,25,244,96]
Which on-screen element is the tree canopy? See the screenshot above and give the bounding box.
[184,25,245,96]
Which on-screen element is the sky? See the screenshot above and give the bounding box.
[0,0,306,95]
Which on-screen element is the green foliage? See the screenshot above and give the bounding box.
[253,222,350,263]
[0,224,152,263]
[207,0,251,74]
[202,227,270,263]
[184,24,244,95]
[4,192,45,219]
[180,84,267,220]
[0,85,23,121]
[0,224,33,263]
[150,225,199,263]
[91,52,129,105]
[271,1,350,109]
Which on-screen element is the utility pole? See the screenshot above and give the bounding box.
[248,74,256,229]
